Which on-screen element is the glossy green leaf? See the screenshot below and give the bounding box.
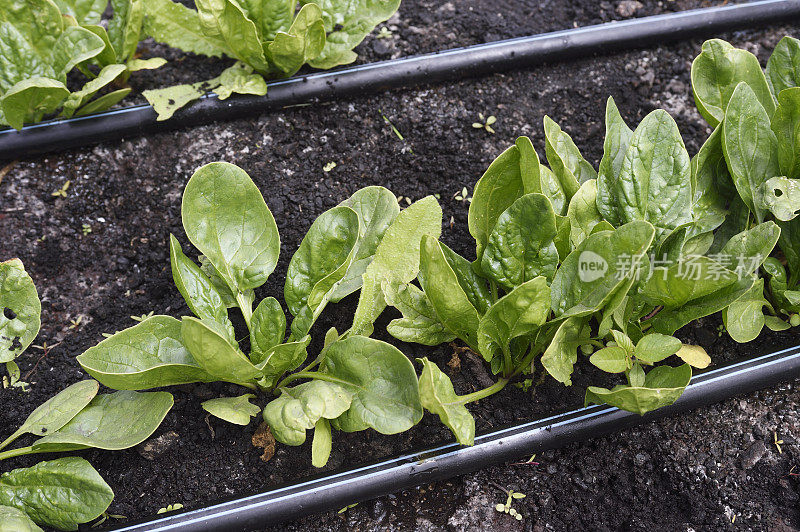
[597,97,634,221]
[481,193,558,288]
[417,358,475,446]
[264,380,352,445]
[722,82,780,223]
[544,115,595,198]
[306,0,400,69]
[61,64,127,118]
[477,277,550,364]
[255,336,310,380]
[108,0,144,62]
[52,25,106,77]
[551,221,655,318]
[778,217,800,281]
[516,137,567,215]
[202,394,260,425]
[332,186,399,301]
[74,88,131,117]
[126,56,167,72]
[761,177,800,222]
[1,77,69,130]
[766,36,800,96]
[214,63,267,100]
[468,144,526,263]
[589,346,629,373]
[439,242,491,314]
[13,380,98,440]
[640,256,739,308]
[143,77,220,120]
[0,259,41,363]
[286,206,359,337]
[238,0,294,41]
[0,505,43,532]
[77,316,215,389]
[53,0,107,24]
[719,222,781,278]
[771,87,800,179]
[142,0,231,57]
[595,109,692,238]
[351,195,441,335]
[194,0,269,72]
[384,281,455,345]
[723,278,769,343]
[33,390,173,452]
[634,333,681,363]
[323,335,422,434]
[311,418,332,468]
[691,125,733,230]
[0,457,112,531]
[585,364,692,415]
[0,0,63,92]
[765,315,790,331]
[691,38,775,128]
[181,317,261,385]
[268,3,325,75]
[541,316,589,385]
[169,234,233,338]
[250,296,285,357]
[568,179,604,248]
[418,236,480,351]
[182,162,280,294]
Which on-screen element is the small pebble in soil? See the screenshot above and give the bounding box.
[741,440,767,470]
[137,431,180,460]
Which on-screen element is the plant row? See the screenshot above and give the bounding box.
[0,0,400,129]
[3,35,800,530]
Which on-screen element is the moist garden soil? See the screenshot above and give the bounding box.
[1,1,800,530]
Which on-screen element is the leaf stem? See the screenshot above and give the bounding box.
[456,378,509,405]
[236,292,253,329]
[0,428,24,452]
[0,445,37,461]
[273,371,351,391]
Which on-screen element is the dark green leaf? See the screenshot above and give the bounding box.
[767,36,800,96]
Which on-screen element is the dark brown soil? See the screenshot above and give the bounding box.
[1,2,799,531]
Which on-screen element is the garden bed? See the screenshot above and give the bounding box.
[1,4,799,531]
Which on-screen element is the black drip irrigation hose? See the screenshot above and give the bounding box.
[110,346,800,532]
[3,0,800,160]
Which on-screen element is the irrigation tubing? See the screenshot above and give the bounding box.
[109,345,800,532]
[3,0,800,160]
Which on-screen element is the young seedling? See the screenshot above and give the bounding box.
[156,503,184,514]
[775,432,784,454]
[376,27,393,39]
[51,180,70,198]
[338,503,358,514]
[492,485,525,521]
[81,224,92,236]
[91,511,127,528]
[453,187,472,203]
[323,162,337,172]
[472,113,496,133]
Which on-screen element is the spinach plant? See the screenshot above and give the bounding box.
[0,380,172,530]
[139,0,400,119]
[376,103,772,445]
[0,0,163,129]
[1,259,40,384]
[690,36,800,339]
[77,162,430,467]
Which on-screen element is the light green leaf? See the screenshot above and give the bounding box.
[286,205,359,337]
[332,186,399,301]
[268,3,325,75]
[597,97,634,222]
[311,418,332,467]
[126,57,167,71]
[250,296,285,358]
[305,0,400,69]
[589,346,629,373]
[324,335,422,434]
[722,82,780,223]
[351,195,442,335]
[723,278,769,343]
[108,0,144,62]
[74,88,131,116]
[417,358,475,446]
[541,316,589,384]
[238,0,294,41]
[61,63,127,118]
[543,115,594,199]
[264,380,352,445]
[52,0,107,24]
[1,77,69,130]
[720,221,781,278]
[551,221,655,318]
[182,162,280,294]
[477,277,550,364]
[0,259,41,363]
[585,364,692,415]
[13,380,98,440]
[384,281,455,345]
[418,236,480,351]
[202,394,260,425]
[640,256,739,308]
[595,109,692,239]
[675,344,710,368]
[195,0,269,72]
[766,36,800,97]
[255,336,310,382]
[215,63,268,100]
[33,390,173,452]
[0,505,43,532]
[0,457,112,531]
[52,25,105,77]
[691,38,775,128]
[765,315,790,331]
[515,136,567,214]
[77,316,215,389]
[143,77,220,120]
[568,179,604,248]
[0,0,63,92]
[771,87,800,179]
[761,177,800,222]
[142,0,231,57]
[634,333,681,363]
[439,242,492,314]
[480,193,558,288]
[181,317,261,385]
[169,234,233,338]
